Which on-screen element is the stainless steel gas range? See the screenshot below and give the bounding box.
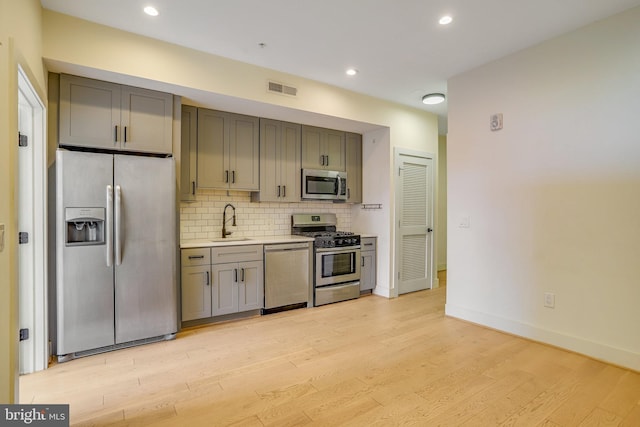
[291,213,361,306]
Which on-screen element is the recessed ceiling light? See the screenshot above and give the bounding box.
[439,15,452,25]
[422,93,445,105]
[346,68,358,76]
[144,6,159,16]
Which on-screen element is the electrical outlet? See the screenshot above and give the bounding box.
[544,292,555,308]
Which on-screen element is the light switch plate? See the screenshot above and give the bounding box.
[458,215,470,228]
[0,224,4,252]
[490,113,503,131]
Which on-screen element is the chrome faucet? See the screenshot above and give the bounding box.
[222,203,236,238]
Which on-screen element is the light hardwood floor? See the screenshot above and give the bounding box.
[20,279,640,426]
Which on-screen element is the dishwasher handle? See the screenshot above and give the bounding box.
[264,243,310,252]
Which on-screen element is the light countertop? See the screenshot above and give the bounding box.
[181,235,314,249]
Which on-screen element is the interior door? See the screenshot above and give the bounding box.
[113,155,177,343]
[396,151,434,294]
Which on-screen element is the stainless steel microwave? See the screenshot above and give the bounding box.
[302,169,347,201]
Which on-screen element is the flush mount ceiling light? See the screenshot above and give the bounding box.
[422,93,446,105]
[144,6,159,16]
[439,15,453,25]
[346,68,358,76]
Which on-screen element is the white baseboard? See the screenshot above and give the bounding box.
[445,303,640,372]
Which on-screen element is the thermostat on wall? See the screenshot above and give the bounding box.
[490,113,503,131]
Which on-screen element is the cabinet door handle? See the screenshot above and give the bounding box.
[282,185,286,197]
[114,125,118,142]
[277,185,281,197]
[325,155,329,166]
[225,170,229,183]
[364,243,373,247]
[234,268,238,283]
[232,170,235,184]
[241,268,245,282]
[191,181,196,195]
[362,256,365,267]
[124,126,128,143]
[347,188,350,199]
[205,271,210,286]
[188,255,204,260]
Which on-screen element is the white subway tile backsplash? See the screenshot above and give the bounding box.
[180,189,353,241]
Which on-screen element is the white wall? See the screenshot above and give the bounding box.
[351,127,392,295]
[446,7,640,370]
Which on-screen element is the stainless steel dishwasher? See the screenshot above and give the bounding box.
[263,242,312,313]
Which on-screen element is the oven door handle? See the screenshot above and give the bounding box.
[315,245,361,254]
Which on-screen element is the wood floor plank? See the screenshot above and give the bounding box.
[18,284,640,426]
[578,407,623,426]
[620,404,640,427]
[599,370,640,418]
[546,365,627,426]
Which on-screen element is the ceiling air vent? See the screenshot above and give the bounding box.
[268,80,297,97]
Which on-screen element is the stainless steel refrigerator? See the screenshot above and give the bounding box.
[55,149,177,360]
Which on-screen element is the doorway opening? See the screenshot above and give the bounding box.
[18,65,48,374]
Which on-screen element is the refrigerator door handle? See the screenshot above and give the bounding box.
[106,185,114,267]
[115,185,123,266]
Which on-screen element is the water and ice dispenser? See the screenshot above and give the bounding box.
[65,207,105,246]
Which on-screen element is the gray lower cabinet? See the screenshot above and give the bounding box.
[181,248,212,321]
[181,245,263,322]
[360,237,377,292]
[212,260,263,315]
[211,245,264,316]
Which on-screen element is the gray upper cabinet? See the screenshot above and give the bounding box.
[301,125,346,171]
[197,108,259,191]
[345,132,363,203]
[253,119,301,202]
[180,105,198,202]
[59,74,173,154]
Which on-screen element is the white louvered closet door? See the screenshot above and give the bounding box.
[397,153,433,294]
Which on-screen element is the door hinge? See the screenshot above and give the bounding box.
[20,328,29,341]
[18,232,29,244]
[18,132,28,147]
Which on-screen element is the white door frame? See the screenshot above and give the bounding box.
[17,65,48,373]
[393,147,436,296]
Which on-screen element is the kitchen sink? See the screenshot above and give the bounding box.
[210,237,252,242]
